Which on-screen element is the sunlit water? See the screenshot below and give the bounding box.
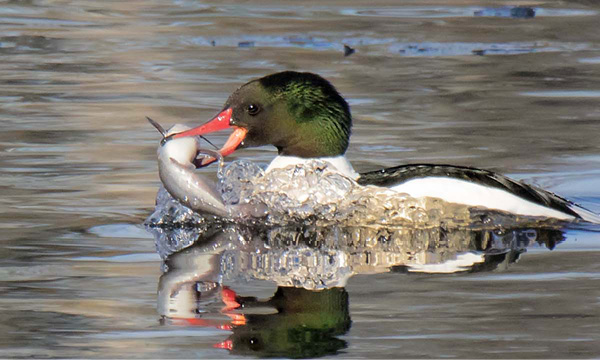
[2,1,600,358]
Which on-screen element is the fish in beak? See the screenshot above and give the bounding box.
[148,117,229,217]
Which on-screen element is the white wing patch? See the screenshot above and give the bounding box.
[390,177,575,220]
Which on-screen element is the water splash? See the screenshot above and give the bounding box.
[218,159,474,227]
[145,186,208,226]
[147,159,560,233]
[146,160,569,263]
[217,160,264,206]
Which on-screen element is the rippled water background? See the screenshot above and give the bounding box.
[2,0,600,358]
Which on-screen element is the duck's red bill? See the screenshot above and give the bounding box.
[220,127,247,158]
[172,108,247,165]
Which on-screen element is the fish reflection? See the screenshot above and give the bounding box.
[152,224,564,357]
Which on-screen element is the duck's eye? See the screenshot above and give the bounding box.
[247,104,260,116]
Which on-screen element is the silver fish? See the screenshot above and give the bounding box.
[149,118,229,218]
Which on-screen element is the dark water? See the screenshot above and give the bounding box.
[1,1,600,358]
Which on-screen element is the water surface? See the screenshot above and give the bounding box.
[1,0,600,358]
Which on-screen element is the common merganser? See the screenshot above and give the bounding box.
[172,71,599,223]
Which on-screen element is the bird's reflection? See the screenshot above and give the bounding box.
[215,286,350,357]
[149,223,564,358]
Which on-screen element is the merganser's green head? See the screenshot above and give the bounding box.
[173,71,352,159]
